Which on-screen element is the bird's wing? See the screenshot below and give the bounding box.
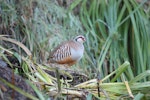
[48,41,76,64]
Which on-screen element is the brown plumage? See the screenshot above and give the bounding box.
[47,35,85,67]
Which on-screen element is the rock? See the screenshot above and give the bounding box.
[0,60,36,100]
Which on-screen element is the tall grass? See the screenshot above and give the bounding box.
[75,0,150,81]
[0,0,83,62]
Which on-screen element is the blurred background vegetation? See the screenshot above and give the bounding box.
[0,0,150,99]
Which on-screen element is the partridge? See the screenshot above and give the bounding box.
[47,35,85,67]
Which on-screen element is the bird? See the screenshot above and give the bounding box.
[47,35,86,67]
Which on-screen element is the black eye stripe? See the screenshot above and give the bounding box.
[74,35,85,42]
[76,37,84,40]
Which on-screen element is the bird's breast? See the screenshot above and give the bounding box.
[70,44,84,61]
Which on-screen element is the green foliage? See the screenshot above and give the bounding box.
[0,0,83,63]
[78,0,150,81]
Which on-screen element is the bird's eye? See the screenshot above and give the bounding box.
[74,35,85,42]
[77,37,84,42]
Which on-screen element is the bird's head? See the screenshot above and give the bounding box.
[74,35,86,43]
